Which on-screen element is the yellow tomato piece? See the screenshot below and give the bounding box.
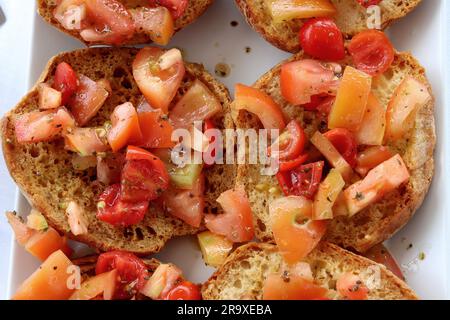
[13,250,75,300]
[328,66,372,131]
[313,169,345,220]
[354,94,386,146]
[197,231,233,268]
[266,0,336,23]
[69,269,117,300]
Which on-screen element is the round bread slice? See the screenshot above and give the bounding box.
[37,0,213,46]
[233,50,435,253]
[1,47,236,255]
[202,242,418,300]
[235,0,422,53]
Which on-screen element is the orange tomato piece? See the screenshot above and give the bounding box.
[355,146,394,177]
[328,66,372,131]
[269,196,327,264]
[107,102,143,152]
[70,269,117,300]
[130,6,174,45]
[267,0,336,22]
[5,212,36,246]
[64,127,110,156]
[354,93,386,145]
[38,83,62,110]
[263,274,329,300]
[13,250,75,300]
[25,227,73,261]
[336,273,368,300]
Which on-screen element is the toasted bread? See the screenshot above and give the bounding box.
[202,242,418,300]
[233,51,435,253]
[2,47,236,255]
[37,0,213,46]
[235,0,422,53]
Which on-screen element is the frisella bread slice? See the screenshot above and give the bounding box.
[2,47,236,254]
[235,0,422,52]
[232,50,435,253]
[202,242,418,300]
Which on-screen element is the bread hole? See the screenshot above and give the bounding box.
[29,146,40,158]
[121,79,132,89]
[240,261,251,269]
[233,280,242,289]
[123,228,134,239]
[95,71,105,79]
[257,219,266,232]
[146,227,156,236]
[113,67,126,78]
[135,227,144,241]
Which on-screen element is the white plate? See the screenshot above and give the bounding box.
[7,0,450,299]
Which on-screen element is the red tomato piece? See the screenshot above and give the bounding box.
[356,0,381,8]
[96,251,149,300]
[53,62,79,106]
[268,120,306,162]
[107,102,143,152]
[355,146,394,177]
[299,18,345,61]
[97,184,149,227]
[150,0,188,19]
[364,244,405,280]
[81,0,135,45]
[132,47,185,113]
[164,281,202,300]
[324,128,358,168]
[348,30,395,76]
[277,161,324,199]
[263,274,328,300]
[121,146,170,202]
[336,273,369,300]
[205,188,254,243]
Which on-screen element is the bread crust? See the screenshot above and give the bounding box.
[201,242,419,300]
[2,47,234,255]
[235,0,422,53]
[233,50,435,253]
[37,0,214,46]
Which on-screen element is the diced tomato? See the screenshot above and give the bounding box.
[270,196,327,264]
[302,94,334,113]
[130,6,174,45]
[70,269,117,300]
[356,0,381,8]
[164,281,202,300]
[266,0,336,23]
[140,264,182,300]
[197,231,233,267]
[355,146,394,177]
[232,84,285,130]
[81,0,135,45]
[324,128,357,168]
[97,153,125,184]
[25,227,73,261]
[364,244,405,280]
[348,30,395,76]
[53,62,79,106]
[149,0,188,19]
[13,250,75,300]
[170,79,222,128]
[6,212,35,246]
[38,83,62,110]
[64,127,110,156]
[121,146,170,202]
[96,251,149,300]
[133,47,185,113]
[268,120,306,162]
[263,274,328,300]
[158,175,204,228]
[299,18,344,61]
[313,168,345,220]
[279,154,308,172]
[344,154,410,216]
[97,184,149,227]
[336,273,368,300]
[54,0,88,31]
[354,93,386,146]
[277,161,324,199]
[281,59,341,106]
[385,77,431,141]
[205,188,254,243]
[107,102,143,152]
[68,74,109,126]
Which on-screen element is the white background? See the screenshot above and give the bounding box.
[0,0,449,299]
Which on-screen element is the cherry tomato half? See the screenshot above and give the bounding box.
[96,251,149,300]
[97,184,149,227]
[324,128,358,168]
[53,62,78,106]
[299,18,345,61]
[268,120,307,162]
[277,161,324,199]
[348,30,395,76]
[164,281,202,300]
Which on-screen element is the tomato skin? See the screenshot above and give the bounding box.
[348,30,395,76]
[364,244,405,280]
[269,120,306,162]
[96,251,149,300]
[324,128,358,168]
[355,146,394,177]
[356,0,381,8]
[107,102,143,152]
[97,184,149,227]
[164,281,202,300]
[53,62,78,106]
[277,161,325,199]
[149,0,188,19]
[121,146,170,202]
[279,154,308,172]
[299,18,345,61]
[263,275,328,300]
[336,273,369,300]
